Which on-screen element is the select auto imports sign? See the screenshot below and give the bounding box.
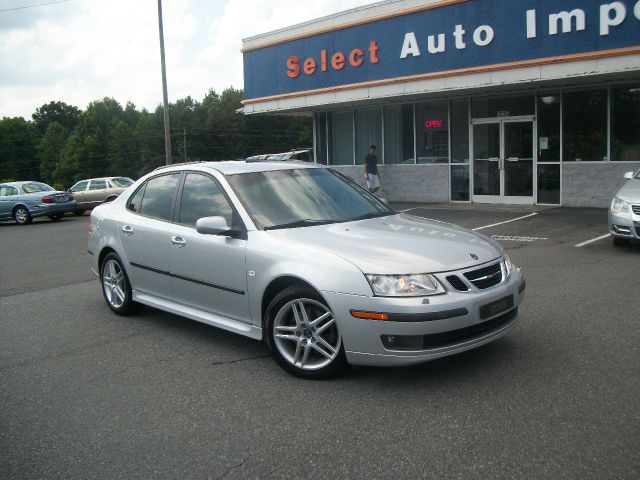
[242,0,640,101]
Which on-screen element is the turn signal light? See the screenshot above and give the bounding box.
[350,310,389,321]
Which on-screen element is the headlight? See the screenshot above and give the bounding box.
[503,254,513,277]
[611,197,629,214]
[366,273,445,297]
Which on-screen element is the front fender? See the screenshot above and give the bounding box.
[245,231,373,326]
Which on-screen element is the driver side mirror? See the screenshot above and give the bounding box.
[196,216,232,235]
[623,171,634,179]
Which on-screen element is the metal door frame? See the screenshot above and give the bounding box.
[471,115,536,204]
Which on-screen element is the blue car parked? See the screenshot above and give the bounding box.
[0,181,77,225]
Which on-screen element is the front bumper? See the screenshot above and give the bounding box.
[608,207,640,240]
[30,201,77,218]
[322,268,525,367]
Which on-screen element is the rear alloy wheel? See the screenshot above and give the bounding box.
[100,253,143,316]
[266,285,346,379]
[48,214,63,221]
[13,206,32,225]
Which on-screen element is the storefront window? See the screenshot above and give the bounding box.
[471,95,534,118]
[328,111,354,165]
[314,113,328,165]
[450,99,469,163]
[562,89,607,162]
[355,109,382,165]
[383,105,414,164]
[415,101,449,164]
[451,165,470,201]
[537,164,560,204]
[611,85,640,162]
[537,93,560,162]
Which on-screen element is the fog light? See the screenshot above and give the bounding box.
[381,334,422,350]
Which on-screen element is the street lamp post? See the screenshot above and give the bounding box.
[157,0,172,165]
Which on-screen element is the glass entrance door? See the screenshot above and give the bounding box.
[472,119,534,204]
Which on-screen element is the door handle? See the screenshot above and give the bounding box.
[122,225,134,235]
[171,236,187,247]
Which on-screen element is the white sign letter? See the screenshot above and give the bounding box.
[549,9,586,35]
[453,24,467,49]
[600,2,627,35]
[473,25,494,46]
[427,33,446,54]
[400,32,421,58]
[526,9,537,38]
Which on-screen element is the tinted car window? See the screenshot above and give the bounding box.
[70,181,89,192]
[138,173,180,221]
[0,185,19,197]
[178,173,233,227]
[22,182,54,193]
[112,177,134,187]
[89,179,108,190]
[127,184,146,213]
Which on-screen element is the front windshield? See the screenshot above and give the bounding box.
[22,182,54,193]
[227,168,394,230]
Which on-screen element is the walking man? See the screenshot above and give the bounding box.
[364,145,380,194]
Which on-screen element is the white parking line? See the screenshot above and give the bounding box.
[574,233,611,248]
[472,213,538,231]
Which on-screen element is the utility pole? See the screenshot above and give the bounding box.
[157,0,172,165]
[183,127,187,162]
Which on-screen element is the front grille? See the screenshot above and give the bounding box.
[632,205,640,215]
[381,308,518,351]
[446,275,469,292]
[464,262,503,289]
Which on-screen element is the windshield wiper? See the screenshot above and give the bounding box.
[264,219,338,231]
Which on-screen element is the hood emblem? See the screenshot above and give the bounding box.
[469,253,479,260]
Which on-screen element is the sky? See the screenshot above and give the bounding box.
[0,0,375,119]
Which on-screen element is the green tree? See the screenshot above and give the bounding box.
[0,117,40,181]
[32,101,81,134]
[39,121,69,185]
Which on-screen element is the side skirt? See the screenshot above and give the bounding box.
[132,290,263,341]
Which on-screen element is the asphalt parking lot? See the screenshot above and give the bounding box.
[1,206,638,479]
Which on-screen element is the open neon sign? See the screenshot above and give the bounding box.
[424,119,443,131]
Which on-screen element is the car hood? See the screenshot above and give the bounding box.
[615,179,640,202]
[267,213,502,274]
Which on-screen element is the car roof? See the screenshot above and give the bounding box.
[3,181,49,187]
[154,160,323,176]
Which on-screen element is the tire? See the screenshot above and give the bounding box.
[100,252,143,316]
[48,214,63,221]
[613,237,630,247]
[73,209,85,216]
[13,206,32,225]
[265,285,346,379]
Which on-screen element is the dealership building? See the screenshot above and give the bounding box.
[242,0,640,207]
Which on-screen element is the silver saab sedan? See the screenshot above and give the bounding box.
[88,161,525,378]
[609,169,640,246]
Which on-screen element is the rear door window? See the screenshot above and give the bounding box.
[0,186,19,197]
[128,173,180,221]
[88,179,108,190]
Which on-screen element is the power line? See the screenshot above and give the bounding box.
[0,0,72,13]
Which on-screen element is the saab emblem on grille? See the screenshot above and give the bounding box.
[469,253,479,260]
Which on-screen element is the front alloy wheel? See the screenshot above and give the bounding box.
[13,207,32,225]
[266,285,345,378]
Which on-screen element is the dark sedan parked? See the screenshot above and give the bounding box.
[0,181,76,225]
